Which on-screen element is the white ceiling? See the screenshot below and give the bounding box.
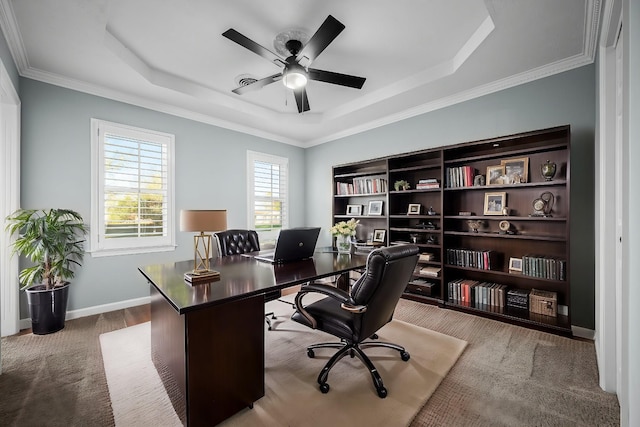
[0,0,599,147]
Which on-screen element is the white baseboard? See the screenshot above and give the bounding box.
[19,296,151,331]
[18,295,598,342]
[572,325,595,340]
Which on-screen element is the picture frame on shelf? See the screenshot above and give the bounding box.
[484,191,506,215]
[372,229,386,243]
[501,157,529,183]
[368,200,383,216]
[346,204,362,216]
[509,257,523,273]
[407,203,421,215]
[486,165,505,185]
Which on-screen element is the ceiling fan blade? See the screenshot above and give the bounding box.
[232,73,282,95]
[308,68,366,89]
[293,88,310,113]
[222,29,286,67]
[296,15,344,65]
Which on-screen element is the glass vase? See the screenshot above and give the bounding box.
[335,234,352,254]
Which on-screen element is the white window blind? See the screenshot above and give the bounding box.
[91,119,175,256]
[247,151,289,243]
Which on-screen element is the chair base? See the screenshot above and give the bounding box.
[265,311,276,330]
[306,339,410,398]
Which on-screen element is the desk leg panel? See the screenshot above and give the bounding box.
[185,294,265,426]
[150,285,187,425]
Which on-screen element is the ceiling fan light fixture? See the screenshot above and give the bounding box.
[282,63,308,89]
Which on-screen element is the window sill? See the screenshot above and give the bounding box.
[89,245,177,258]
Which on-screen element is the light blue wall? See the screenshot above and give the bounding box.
[19,78,306,313]
[305,65,596,329]
[0,27,19,91]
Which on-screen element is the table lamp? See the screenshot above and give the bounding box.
[180,210,227,277]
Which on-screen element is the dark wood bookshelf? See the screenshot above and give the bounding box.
[332,125,571,336]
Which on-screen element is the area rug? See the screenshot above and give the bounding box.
[100,301,467,427]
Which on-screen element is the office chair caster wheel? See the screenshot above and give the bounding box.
[307,349,315,358]
[371,333,379,340]
[400,351,410,361]
[377,386,388,398]
[320,383,330,394]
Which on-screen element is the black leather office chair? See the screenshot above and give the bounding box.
[291,244,419,398]
[214,229,280,330]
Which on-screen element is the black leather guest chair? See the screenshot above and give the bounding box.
[291,244,419,398]
[214,229,280,330]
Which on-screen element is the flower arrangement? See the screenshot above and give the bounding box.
[330,218,360,237]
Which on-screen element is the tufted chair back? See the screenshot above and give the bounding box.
[214,229,260,257]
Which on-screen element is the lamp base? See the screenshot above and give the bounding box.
[184,270,221,284]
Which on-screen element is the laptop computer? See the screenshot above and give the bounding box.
[251,227,321,264]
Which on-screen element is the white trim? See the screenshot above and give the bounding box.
[572,326,596,341]
[18,296,151,331]
[0,55,20,340]
[90,119,176,256]
[595,0,622,395]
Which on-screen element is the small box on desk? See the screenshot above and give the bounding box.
[184,270,220,285]
[529,289,557,317]
[506,289,530,310]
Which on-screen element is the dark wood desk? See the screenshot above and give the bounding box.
[138,251,367,427]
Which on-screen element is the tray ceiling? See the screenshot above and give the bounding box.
[0,0,600,147]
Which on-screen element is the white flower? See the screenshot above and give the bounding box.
[331,218,360,236]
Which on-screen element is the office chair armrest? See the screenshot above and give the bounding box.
[340,302,367,313]
[294,283,353,329]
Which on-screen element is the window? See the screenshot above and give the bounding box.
[247,151,289,245]
[91,119,175,256]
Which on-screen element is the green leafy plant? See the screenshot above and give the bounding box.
[5,209,88,290]
[394,180,410,191]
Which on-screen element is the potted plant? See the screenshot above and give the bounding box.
[5,208,88,334]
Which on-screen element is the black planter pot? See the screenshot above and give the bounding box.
[26,283,70,335]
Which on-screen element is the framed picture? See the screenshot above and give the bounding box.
[501,157,529,183]
[509,257,523,272]
[486,165,505,185]
[368,200,383,216]
[373,229,386,243]
[407,203,421,215]
[484,191,506,215]
[346,204,362,216]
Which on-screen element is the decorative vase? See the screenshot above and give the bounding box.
[541,160,557,181]
[336,234,352,254]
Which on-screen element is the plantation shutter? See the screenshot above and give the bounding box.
[103,135,168,239]
[91,119,175,256]
[247,151,289,243]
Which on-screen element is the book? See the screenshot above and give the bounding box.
[419,266,441,277]
[184,270,220,284]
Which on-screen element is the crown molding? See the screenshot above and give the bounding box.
[304,52,595,148]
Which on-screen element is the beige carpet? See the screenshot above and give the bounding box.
[100,300,467,427]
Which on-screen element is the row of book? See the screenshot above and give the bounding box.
[445,166,476,188]
[336,177,387,195]
[415,178,440,189]
[521,255,567,280]
[448,279,508,308]
[446,248,499,270]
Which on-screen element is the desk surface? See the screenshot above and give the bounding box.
[139,251,368,314]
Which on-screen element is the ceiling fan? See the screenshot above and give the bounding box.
[222,15,366,113]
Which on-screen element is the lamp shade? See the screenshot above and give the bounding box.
[180,210,227,232]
